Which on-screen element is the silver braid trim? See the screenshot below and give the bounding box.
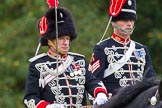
[122,9,136,14]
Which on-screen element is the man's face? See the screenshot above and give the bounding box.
[115,20,134,30]
[114,19,135,36]
[57,35,70,53]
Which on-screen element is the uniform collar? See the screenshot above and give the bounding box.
[112,33,131,43]
[47,49,67,60]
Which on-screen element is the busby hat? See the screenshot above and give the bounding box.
[38,7,77,46]
[110,0,137,22]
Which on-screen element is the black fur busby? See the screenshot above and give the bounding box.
[112,0,137,22]
[38,7,77,46]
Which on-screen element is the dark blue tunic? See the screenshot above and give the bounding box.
[23,52,107,108]
[89,34,156,95]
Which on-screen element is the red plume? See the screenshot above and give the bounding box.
[108,0,126,17]
[39,16,48,37]
[46,0,59,8]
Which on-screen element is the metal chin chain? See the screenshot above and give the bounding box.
[150,89,158,107]
[111,22,135,36]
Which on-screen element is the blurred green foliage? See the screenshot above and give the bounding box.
[0,0,162,107]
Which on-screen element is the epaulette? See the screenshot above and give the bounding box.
[68,52,85,58]
[29,53,47,62]
[96,37,110,45]
[134,41,144,46]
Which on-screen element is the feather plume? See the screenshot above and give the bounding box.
[109,0,126,17]
[46,0,59,8]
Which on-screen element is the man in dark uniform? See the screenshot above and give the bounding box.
[23,7,108,108]
[88,0,156,95]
